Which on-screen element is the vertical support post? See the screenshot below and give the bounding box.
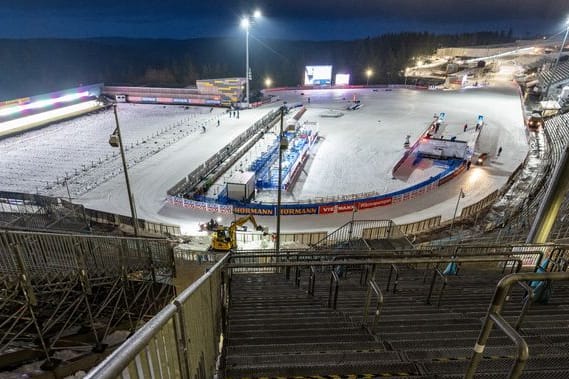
[276,107,284,256]
[113,105,139,237]
[245,27,250,106]
[450,188,464,236]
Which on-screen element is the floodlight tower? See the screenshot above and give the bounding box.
[241,9,262,107]
[544,17,569,99]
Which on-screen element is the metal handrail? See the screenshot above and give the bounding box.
[85,252,230,379]
[359,264,376,287]
[328,270,340,309]
[308,265,316,296]
[386,263,400,293]
[294,266,301,287]
[362,279,384,333]
[226,255,524,269]
[465,271,569,379]
[426,267,447,307]
[513,281,534,331]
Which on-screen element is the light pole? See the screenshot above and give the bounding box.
[544,17,569,100]
[109,104,140,236]
[449,188,465,237]
[276,106,287,255]
[241,9,261,107]
[365,68,373,86]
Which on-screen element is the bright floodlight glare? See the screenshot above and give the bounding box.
[240,17,250,28]
[0,91,90,117]
[216,217,222,223]
[0,100,99,136]
[366,69,373,77]
[253,9,262,18]
[265,78,272,87]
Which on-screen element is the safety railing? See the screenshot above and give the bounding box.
[362,279,384,333]
[386,264,400,293]
[84,253,229,379]
[425,266,448,307]
[465,271,569,379]
[327,270,340,309]
[512,281,534,331]
[359,264,376,287]
[308,265,316,296]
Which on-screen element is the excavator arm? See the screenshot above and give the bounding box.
[210,214,265,251]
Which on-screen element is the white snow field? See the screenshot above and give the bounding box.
[0,85,527,234]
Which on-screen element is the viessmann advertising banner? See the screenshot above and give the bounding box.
[304,65,333,86]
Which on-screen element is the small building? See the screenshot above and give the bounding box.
[226,171,256,202]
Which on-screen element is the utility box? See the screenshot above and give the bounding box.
[226,171,256,202]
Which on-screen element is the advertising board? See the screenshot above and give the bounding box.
[304,66,333,86]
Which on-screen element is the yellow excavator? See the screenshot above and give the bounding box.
[210,214,265,251]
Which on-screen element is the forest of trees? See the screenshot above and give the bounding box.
[0,31,516,100]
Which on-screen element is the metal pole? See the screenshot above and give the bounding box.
[276,107,284,255]
[113,105,140,236]
[526,144,569,243]
[245,26,250,107]
[449,188,464,236]
[543,23,569,100]
[348,205,356,242]
[64,179,72,201]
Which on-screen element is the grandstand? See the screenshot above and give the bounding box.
[539,60,569,99]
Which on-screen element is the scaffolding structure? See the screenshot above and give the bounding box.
[0,230,176,370]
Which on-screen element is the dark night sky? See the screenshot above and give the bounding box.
[0,0,567,40]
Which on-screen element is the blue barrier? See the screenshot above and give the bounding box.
[171,154,466,216]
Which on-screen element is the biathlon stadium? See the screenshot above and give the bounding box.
[2,34,569,378]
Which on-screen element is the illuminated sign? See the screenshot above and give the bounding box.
[335,74,350,85]
[304,65,333,86]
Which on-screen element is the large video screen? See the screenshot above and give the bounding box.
[335,73,350,85]
[304,65,332,86]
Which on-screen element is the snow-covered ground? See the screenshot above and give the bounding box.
[0,85,527,235]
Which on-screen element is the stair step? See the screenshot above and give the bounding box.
[226,360,420,378]
[229,326,364,339]
[229,332,373,346]
[227,341,386,356]
[226,350,400,367]
[422,355,569,375]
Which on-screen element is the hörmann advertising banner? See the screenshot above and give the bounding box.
[304,66,333,86]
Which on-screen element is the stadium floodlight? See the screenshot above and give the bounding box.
[265,78,272,88]
[241,10,262,108]
[365,68,373,86]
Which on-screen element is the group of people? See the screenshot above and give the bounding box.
[228,109,240,118]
